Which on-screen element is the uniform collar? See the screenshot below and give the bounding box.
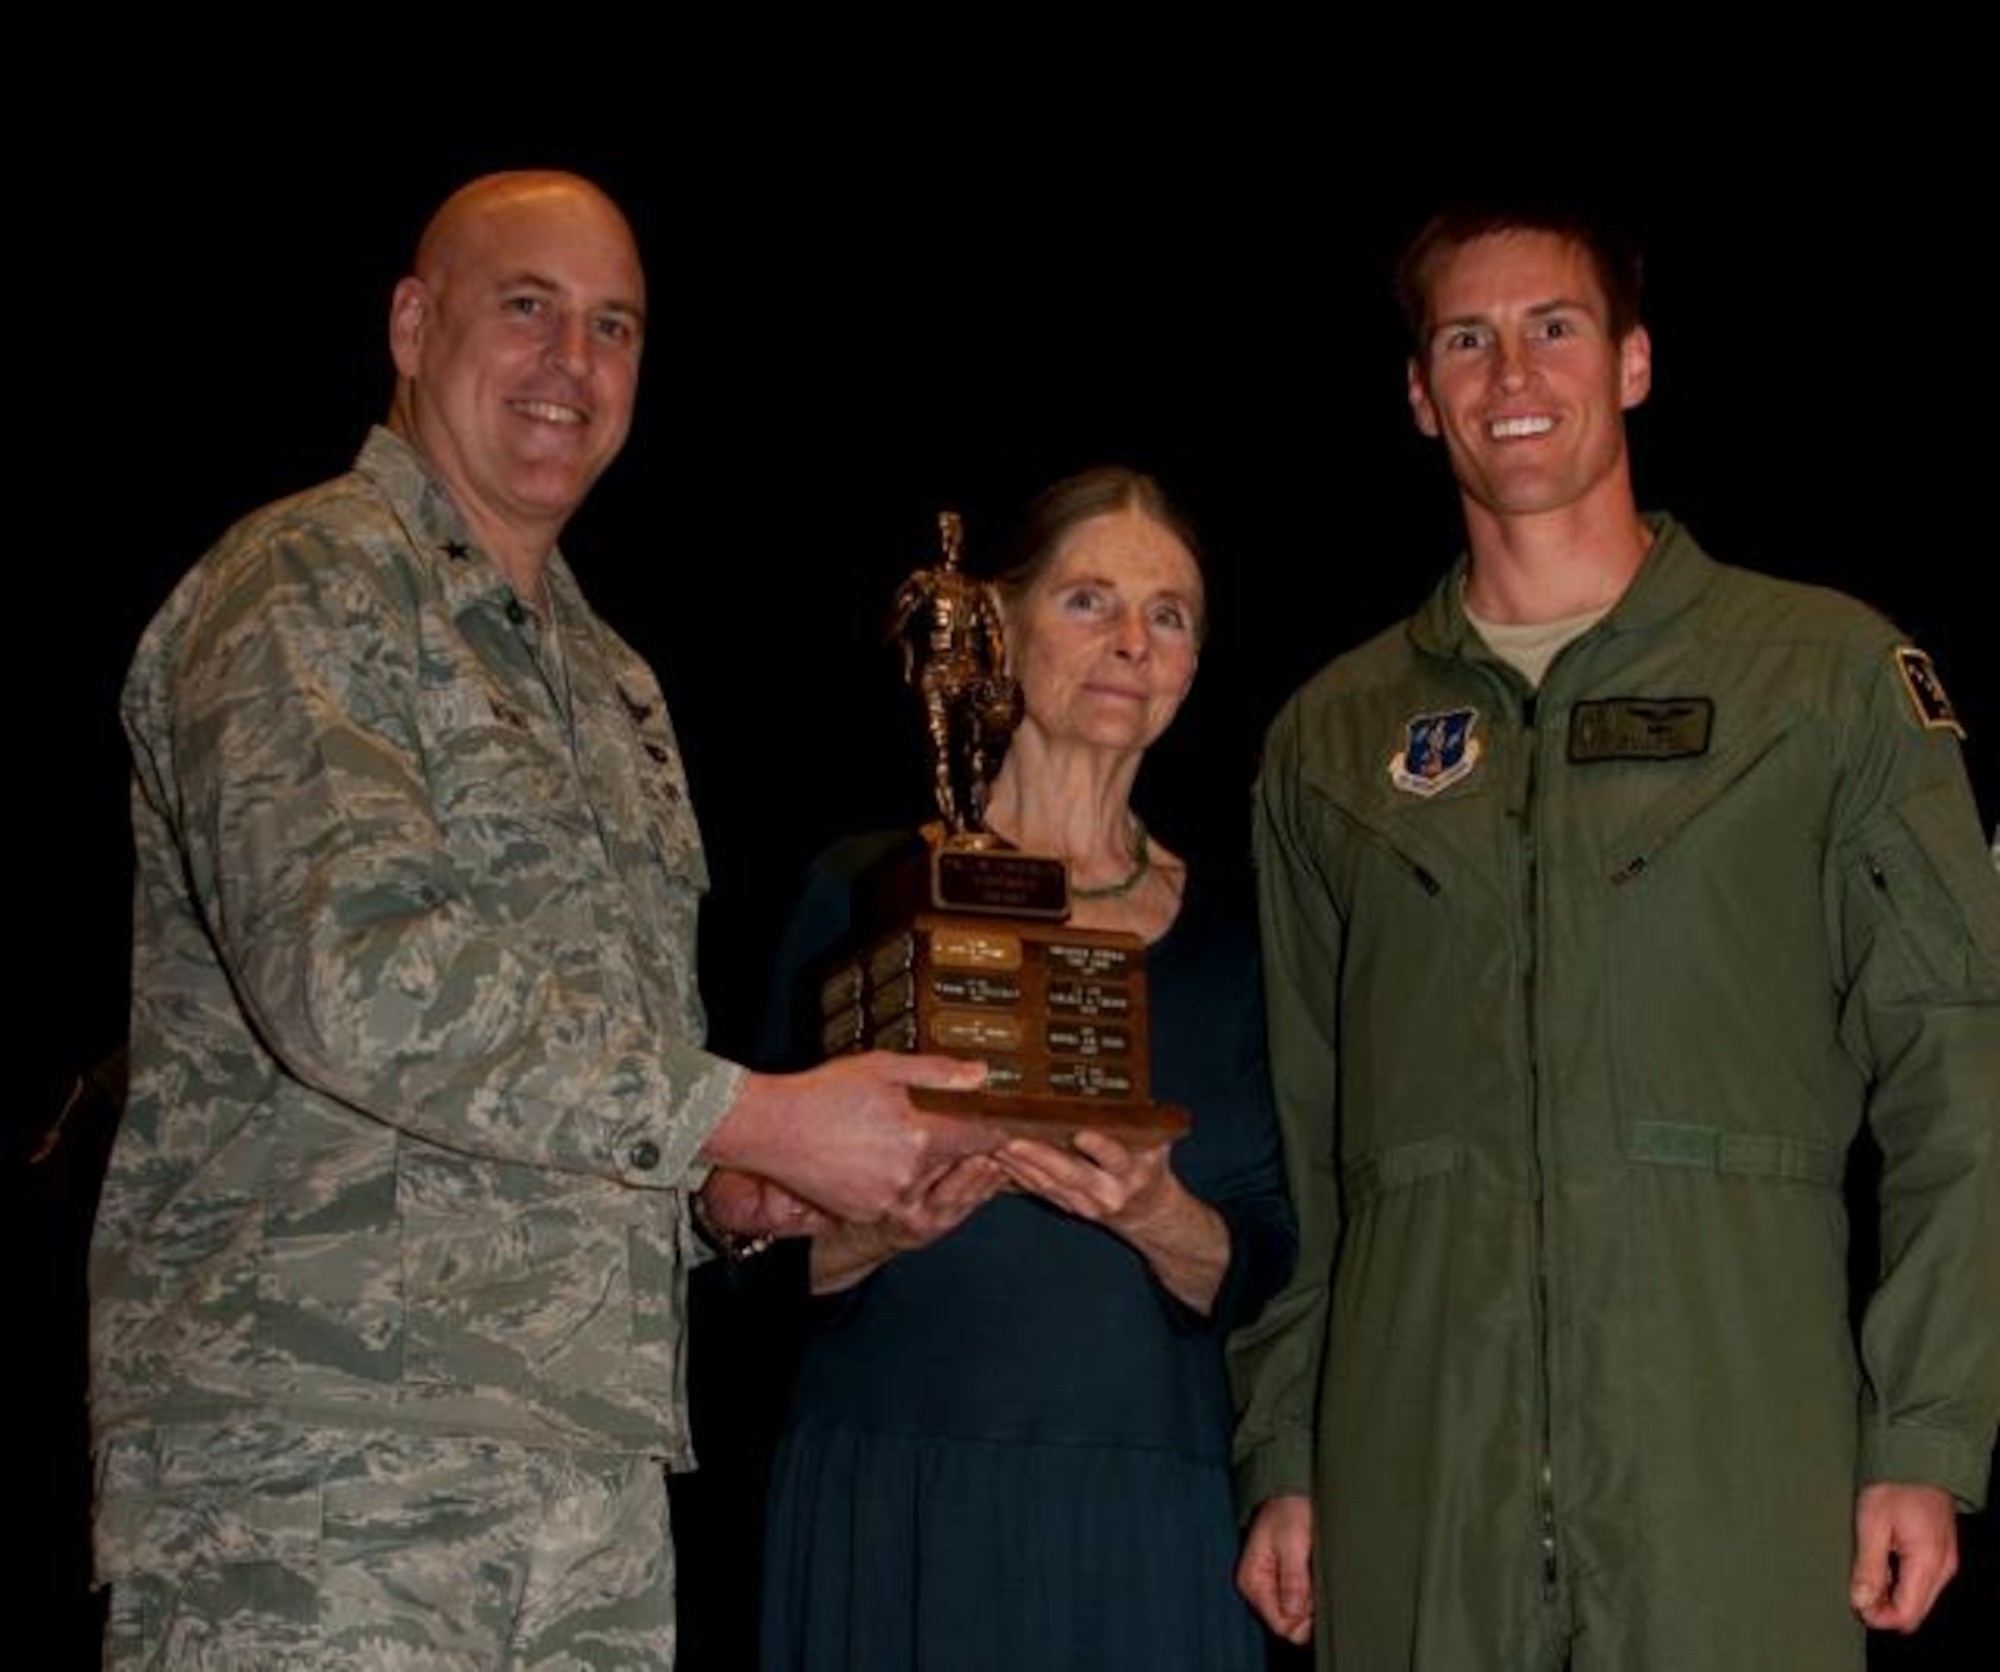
[352,424,581,620]
[1410,512,1715,662]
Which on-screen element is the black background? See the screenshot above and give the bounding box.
[13,77,1996,1670]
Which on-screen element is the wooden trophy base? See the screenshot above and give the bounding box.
[816,835,1189,1148]
[909,1084,1190,1146]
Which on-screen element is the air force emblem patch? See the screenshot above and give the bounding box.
[1388,708,1483,798]
[1895,647,1965,738]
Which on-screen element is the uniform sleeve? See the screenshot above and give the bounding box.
[1229,703,1345,1511]
[1831,645,2000,1509]
[129,517,744,1190]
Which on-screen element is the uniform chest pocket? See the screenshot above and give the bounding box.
[1596,710,1849,1126]
[413,673,605,938]
[1594,709,1808,886]
[1301,764,1479,911]
[419,669,594,821]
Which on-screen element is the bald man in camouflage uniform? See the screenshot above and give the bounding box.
[90,171,991,1668]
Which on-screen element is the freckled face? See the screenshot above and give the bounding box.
[1006,508,1203,754]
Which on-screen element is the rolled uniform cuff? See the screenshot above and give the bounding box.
[612,1054,748,1187]
[1859,1422,1995,1512]
[1233,1429,1314,1523]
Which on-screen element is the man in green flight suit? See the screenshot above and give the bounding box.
[1230,198,2000,1670]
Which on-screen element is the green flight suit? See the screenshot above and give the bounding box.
[1232,517,2000,1671]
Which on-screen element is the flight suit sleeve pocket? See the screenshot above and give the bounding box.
[1893,778,2000,968]
[1846,779,2000,999]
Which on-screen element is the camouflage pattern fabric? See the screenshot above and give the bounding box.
[92,428,745,1625]
[99,1421,672,1668]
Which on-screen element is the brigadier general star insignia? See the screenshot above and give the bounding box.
[1895,646,1966,738]
[1389,707,1483,798]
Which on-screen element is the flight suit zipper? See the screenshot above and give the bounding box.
[1517,688,1562,1600]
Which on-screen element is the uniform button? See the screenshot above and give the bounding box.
[627,1139,661,1172]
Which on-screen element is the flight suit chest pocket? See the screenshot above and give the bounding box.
[1592,708,1806,885]
[1300,758,1492,911]
[1595,709,1848,1127]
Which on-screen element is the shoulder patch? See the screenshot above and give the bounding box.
[1895,646,1965,738]
[1388,708,1483,798]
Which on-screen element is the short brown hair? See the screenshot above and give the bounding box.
[1395,197,1645,348]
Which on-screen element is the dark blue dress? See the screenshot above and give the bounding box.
[758,833,1295,1672]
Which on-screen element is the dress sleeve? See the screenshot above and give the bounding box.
[1169,859,1297,1337]
[125,514,744,1191]
[1831,643,2000,1509]
[752,835,906,1074]
[734,833,913,1320]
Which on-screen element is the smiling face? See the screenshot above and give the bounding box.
[1005,506,1203,756]
[388,173,646,579]
[1406,228,1650,532]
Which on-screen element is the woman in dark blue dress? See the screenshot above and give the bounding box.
[754,468,1296,1672]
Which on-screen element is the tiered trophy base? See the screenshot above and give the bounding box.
[908,1084,1189,1144]
[816,834,1189,1148]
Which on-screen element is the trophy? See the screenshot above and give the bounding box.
[810,511,1188,1144]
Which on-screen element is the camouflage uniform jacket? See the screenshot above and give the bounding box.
[92,427,745,1473]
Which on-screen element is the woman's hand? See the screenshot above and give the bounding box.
[993,1131,1230,1313]
[810,1152,1011,1293]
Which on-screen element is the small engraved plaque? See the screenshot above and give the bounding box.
[933,846,1071,918]
[931,972,1022,1006]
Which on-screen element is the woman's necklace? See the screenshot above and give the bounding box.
[1069,815,1152,900]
